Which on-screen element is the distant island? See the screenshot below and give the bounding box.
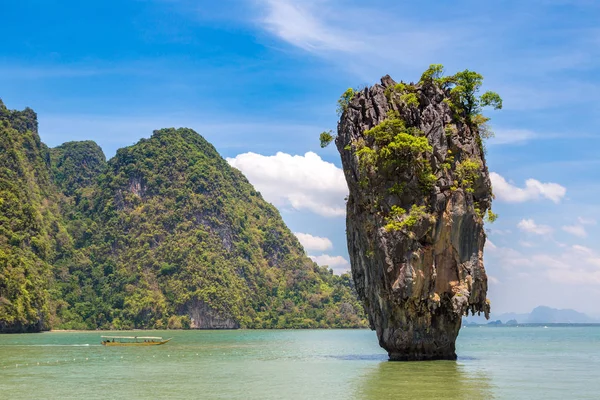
[464,306,599,325]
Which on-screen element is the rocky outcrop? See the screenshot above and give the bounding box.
[183,299,240,329]
[336,75,492,360]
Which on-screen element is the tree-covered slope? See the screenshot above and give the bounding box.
[0,97,366,332]
[0,100,72,332]
[0,106,370,332]
[52,128,364,329]
[50,140,106,196]
[0,102,365,332]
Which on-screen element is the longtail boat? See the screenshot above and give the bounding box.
[101,335,172,346]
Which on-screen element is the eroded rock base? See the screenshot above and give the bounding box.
[388,351,457,362]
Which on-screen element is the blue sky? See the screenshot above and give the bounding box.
[2,0,600,315]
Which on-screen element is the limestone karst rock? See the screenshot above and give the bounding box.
[335,72,494,360]
[1,97,367,332]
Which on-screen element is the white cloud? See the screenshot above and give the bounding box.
[572,245,595,256]
[255,0,462,76]
[489,128,595,145]
[489,129,538,145]
[486,244,535,269]
[227,151,347,217]
[578,217,597,225]
[490,172,566,203]
[561,217,596,238]
[486,243,600,285]
[309,254,349,267]
[294,232,333,252]
[488,228,512,236]
[309,254,350,274]
[488,276,500,285]
[517,219,553,235]
[259,0,361,53]
[562,224,587,238]
[254,0,600,112]
[545,269,600,285]
[541,245,600,284]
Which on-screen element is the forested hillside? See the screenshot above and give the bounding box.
[50,140,106,196]
[0,100,71,332]
[0,101,365,332]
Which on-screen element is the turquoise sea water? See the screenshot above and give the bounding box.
[1,327,599,399]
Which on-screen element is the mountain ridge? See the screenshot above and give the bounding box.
[0,100,367,332]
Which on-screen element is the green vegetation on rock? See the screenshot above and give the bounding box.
[355,117,434,193]
[50,141,106,196]
[399,93,419,108]
[1,100,367,332]
[327,64,502,239]
[484,209,498,223]
[384,82,417,102]
[456,158,482,193]
[419,64,445,84]
[319,130,334,148]
[337,88,356,116]
[419,64,503,148]
[384,205,430,233]
[0,100,70,332]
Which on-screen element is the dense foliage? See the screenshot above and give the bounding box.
[420,64,502,142]
[337,88,356,116]
[50,141,106,196]
[0,100,71,332]
[0,102,367,332]
[319,130,334,148]
[356,116,435,193]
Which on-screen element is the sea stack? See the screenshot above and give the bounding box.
[335,68,497,360]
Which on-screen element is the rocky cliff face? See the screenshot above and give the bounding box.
[183,299,240,329]
[336,74,493,360]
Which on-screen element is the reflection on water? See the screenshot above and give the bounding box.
[355,360,493,400]
[327,353,388,361]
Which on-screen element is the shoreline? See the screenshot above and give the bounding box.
[5,323,600,335]
[46,327,370,332]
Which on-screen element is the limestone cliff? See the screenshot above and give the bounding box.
[335,70,497,360]
[1,97,367,332]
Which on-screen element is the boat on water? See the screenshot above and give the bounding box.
[101,335,172,346]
